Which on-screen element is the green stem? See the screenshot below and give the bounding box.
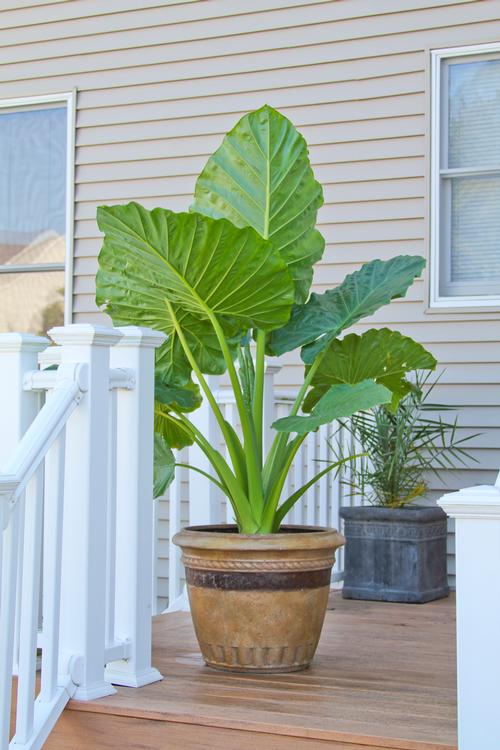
[260,433,306,532]
[174,463,227,493]
[252,329,266,462]
[289,356,322,416]
[175,412,257,530]
[208,313,264,515]
[263,355,323,487]
[165,300,242,476]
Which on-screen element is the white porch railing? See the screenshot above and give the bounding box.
[163,365,355,611]
[438,476,500,750]
[0,325,163,750]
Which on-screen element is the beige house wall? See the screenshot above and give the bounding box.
[1,0,500,599]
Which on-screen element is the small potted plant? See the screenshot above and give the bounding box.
[336,373,478,603]
[95,105,436,673]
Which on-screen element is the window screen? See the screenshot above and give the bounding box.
[438,55,500,299]
[0,103,67,334]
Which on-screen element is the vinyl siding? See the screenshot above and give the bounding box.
[2,0,500,602]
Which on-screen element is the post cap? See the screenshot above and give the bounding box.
[114,326,166,349]
[438,484,500,520]
[49,324,123,348]
[0,333,49,353]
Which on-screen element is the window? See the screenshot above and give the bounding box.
[0,92,75,334]
[431,44,500,307]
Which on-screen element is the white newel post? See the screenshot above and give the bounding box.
[438,483,500,750]
[263,363,281,458]
[189,376,221,526]
[51,324,122,701]
[105,326,164,688]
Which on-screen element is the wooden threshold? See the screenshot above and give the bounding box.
[47,595,457,750]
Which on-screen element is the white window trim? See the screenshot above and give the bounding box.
[0,90,76,324]
[430,43,500,309]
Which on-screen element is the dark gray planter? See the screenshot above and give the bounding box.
[339,505,449,604]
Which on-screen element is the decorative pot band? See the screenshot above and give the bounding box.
[185,566,332,591]
[342,519,447,542]
[181,554,336,572]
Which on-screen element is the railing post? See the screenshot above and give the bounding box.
[263,363,281,458]
[50,324,122,701]
[438,484,500,750]
[189,376,221,526]
[104,326,164,688]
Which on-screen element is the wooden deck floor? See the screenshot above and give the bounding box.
[47,594,457,750]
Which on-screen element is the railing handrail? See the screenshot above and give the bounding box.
[0,366,85,507]
[0,323,164,750]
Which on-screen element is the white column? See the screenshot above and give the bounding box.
[188,376,222,526]
[104,327,164,688]
[51,324,122,701]
[263,363,281,458]
[438,484,500,750]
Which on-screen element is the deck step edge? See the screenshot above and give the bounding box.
[66,700,457,750]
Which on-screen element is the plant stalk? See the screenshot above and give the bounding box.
[253,329,266,462]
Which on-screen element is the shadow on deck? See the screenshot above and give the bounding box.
[46,594,457,750]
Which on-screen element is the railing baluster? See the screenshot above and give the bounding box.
[105,389,118,649]
[225,402,239,523]
[318,424,329,527]
[306,433,316,526]
[168,451,183,607]
[40,429,66,703]
[15,466,44,743]
[0,500,21,749]
[330,423,343,579]
[292,441,305,525]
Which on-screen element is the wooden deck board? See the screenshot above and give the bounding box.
[50,595,457,750]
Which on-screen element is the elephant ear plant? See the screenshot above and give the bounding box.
[95,105,437,535]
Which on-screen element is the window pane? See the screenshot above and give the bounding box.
[442,175,500,295]
[448,57,500,169]
[0,270,65,335]
[0,106,66,267]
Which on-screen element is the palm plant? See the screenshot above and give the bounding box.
[333,372,478,508]
[95,105,437,534]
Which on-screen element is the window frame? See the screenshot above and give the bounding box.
[430,43,500,309]
[0,90,76,324]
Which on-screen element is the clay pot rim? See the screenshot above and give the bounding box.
[173,523,345,551]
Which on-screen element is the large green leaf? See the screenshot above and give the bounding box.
[268,256,426,361]
[153,433,175,498]
[155,376,202,412]
[191,104,324,303]
[154,401,194,450]
[303,329,437,412]
[96,203,294,383]
[273,380,392,434]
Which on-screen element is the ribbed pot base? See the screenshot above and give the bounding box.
[201,643,317,673]
[172,524,345,674]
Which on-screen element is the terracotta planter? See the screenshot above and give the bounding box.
[173,524,345,673]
